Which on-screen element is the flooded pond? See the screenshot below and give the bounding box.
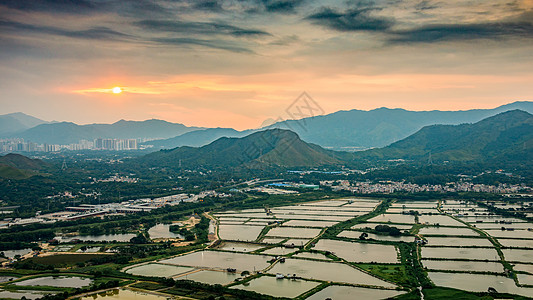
[475,223,533,229]
[421,247,499,261]
[0,289,54,300]
[281,220,339,227]
[57,233,136,242]
[266,227,321,238]
[80,288,168,299]
[244,221,270,226]
[338,231,414,243]
[292,252,332,260]
[176,270,238,285]
[125,263,194,277]
[418,215,465,226]
[391,201,438,208]
[418,227,479,236]
[14,276,92,288]
[387,208,439,214]
[422,260,504,273]
[148,224,183,239]
[216,242,264,252]
[1,248,32,259]
[159,251,271,272]
[268,258,394,287]
[353,223,412,230]
[428,272,533,297]
[313,239,399,263]
[261,237,286,244]
[284,239,310,247]
[231,275,320,298]
[424,236,493,247]
[302,200,348,207]
[503,249,533,263]
[218,224,264,241]
[307,285,404,300]
[367,214,416,224]
[512,263,533,274]
[275,214,351,221]
[0,276,16,283]
[260,247,297,256]
[518,274,533,286]
[485,229,533,239]
[497,238,533,248]
[272,209,361,216]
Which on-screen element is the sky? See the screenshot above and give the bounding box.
[1,0,533,130]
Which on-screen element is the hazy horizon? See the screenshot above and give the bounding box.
[1,100,531,129]
[1,0,532,130]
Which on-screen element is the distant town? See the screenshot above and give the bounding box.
[0,138,152,152]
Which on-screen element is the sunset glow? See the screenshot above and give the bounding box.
[0,0,531,128]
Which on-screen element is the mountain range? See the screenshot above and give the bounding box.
[0,118,202,144]
[139,110,533,169]
[143,101,533,150]
[1,101,532,149]
[0,112,48,136]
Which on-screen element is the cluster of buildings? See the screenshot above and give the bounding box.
[321,180,531,194]
[0,138,139,153]
[0,190,232,228]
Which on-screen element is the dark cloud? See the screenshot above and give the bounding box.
[0,0,96,14]
[150,37,254,53]
[305,6,394,31]
[414,0,439,11]
[0,19,132,40]
[191,0,224,12]
[389,22,533,43]
[0,19,256,53]
[136,19,271,37]
[263,0,304,13]
[0,0,171,17]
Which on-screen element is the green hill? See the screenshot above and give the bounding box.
[0,153,47,179]
[0,153,47,170]
[358,110,533,164]
[139,129,342,169]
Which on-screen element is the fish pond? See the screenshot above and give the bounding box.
[231,275,320,298]
[313,239,399,263]
[306,285,405,300]
[14,276,92,288]
[159,251,271,272]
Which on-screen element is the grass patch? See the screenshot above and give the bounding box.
[130,281,168,291]
[26,254,110,267]
[420,286,529,299]
[355,264,411,286]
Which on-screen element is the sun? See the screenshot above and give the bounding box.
[112,87,122,94]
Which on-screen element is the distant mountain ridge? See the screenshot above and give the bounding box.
[139,129,342,169]
[267,101,533,149]
[144,101,533,150]
[144,128,245,149]
[3,101,532,148]
[13,119,203,144]
[140,111,533,170]
[0,112,47,136]
[357,110,533,164]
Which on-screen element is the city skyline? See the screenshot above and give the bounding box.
[1,0,533,129]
